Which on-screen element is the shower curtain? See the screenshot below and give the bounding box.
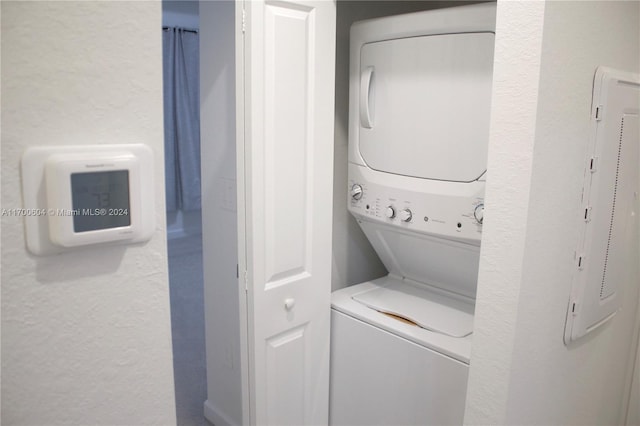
[163,27,201,212]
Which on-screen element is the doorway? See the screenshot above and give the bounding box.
[162,1,209,425]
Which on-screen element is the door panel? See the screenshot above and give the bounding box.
[266,325,307,425]
[263,2,314,286]
[239,1,336,424]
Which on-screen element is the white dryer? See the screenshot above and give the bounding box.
[330,4,496,425]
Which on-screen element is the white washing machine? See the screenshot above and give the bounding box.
[330,4,496,425]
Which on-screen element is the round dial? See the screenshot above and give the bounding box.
[399,209,412,222]
[385,206,396,219]
[474,204,484,224]
[350,184,363,200]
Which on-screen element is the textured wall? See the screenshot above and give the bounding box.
[466,1,640,424]
[463,2,546,423]
[1,2,176,424]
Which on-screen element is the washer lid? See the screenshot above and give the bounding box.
[358,32,494,182]
[352,281,475,338]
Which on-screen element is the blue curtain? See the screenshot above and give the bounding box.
[163,27,201,212]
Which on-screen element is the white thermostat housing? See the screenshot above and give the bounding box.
[21,144,155,255]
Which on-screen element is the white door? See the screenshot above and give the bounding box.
[236,1,336,425]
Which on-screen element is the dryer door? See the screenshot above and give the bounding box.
[358,32,494,182]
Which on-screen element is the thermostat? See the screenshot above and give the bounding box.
[21,144,155,255]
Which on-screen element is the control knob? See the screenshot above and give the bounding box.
[399,209,412,222]
[385,206,396,219]
[350,184,363,200]
[474,204,484,224]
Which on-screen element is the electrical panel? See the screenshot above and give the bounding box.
[564,67,640,344]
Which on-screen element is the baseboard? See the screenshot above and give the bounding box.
[204,399,239,426]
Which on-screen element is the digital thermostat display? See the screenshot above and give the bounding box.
[71,170,131,232]
[19,144,156,254]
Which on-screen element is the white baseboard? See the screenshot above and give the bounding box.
[204,399,239,426]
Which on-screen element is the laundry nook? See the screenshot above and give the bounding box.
[330,4,494,424]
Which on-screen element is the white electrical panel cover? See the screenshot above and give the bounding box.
[564,67,640,344]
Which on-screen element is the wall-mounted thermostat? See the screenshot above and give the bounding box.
[21,144,155,255]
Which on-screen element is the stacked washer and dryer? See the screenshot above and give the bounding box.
[330,3,496,425]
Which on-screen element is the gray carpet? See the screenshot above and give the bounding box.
[168,233,213,426]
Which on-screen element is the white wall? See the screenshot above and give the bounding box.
[463,2,546,422]
[199,2,242,425]
[465,1,640,424]
[1,2,176,425]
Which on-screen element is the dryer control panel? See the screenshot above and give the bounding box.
[348,163,484,245]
